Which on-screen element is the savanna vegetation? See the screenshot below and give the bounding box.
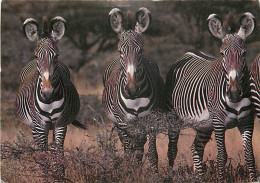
[1,1,260,182]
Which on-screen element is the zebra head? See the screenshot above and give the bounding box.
[23,16,66,101]
[109,7,151,99]
[208,13,255,102]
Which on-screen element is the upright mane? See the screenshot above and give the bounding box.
[123,10,135,30]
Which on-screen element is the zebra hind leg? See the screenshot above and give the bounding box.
[238,122,257,182]
[191,130,212,176]
[167,128,180,167]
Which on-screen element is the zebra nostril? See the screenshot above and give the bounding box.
[42,88,53,100]
[125,83,139,98]
[239,90,243,97]
[227,90,230,98]
[136,86,140,95]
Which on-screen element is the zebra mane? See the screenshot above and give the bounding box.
[123,10,135,30]
[222,11,237,34]
[42,16,49,36]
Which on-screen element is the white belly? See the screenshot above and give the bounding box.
[178,108,213,131]
[179,108,210,124]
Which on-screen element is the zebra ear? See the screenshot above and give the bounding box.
[50,16,66,41]
[135,7,151,33]
[23,18,39,42]
[109,8,123,33]
[207,14,226,40]
[237,12,255,39]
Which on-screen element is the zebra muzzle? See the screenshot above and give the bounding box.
[227,87,242,103]
[125,72,140,98]
[125,82,140,99]
[227,77,242,102]
[42,76,54,100]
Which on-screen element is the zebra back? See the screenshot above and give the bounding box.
[103,55,120,86]
[250,53,260,117]
[19,59,37,84]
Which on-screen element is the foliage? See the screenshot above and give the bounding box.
[1,129,258,183]
[2,1,260,92]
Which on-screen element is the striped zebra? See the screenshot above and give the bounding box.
[103,8,164,169]
[165,13,256,181]
[250,53,260,118]
[16,16,86,153]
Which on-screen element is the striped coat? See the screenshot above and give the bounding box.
[165,13,256,181]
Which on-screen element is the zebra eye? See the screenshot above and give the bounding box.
[119,51,124,58]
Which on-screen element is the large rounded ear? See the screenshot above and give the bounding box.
[237,12,255,39]
[23,18,39,42]
[109,8,123,33]
[207,14,226,40]
[135,7,151,33]
[50,16,66,41]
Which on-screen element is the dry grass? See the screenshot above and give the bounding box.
[2,94,260,182]
[1,125,259,183]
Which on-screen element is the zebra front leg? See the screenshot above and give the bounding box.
[191,130,212,176]
[32,122,49,151]
[32,122,50,181]
[214,126,227,182]
[238,121,257,181]
[133,132,147,165]
[118,128,134,153]
[147,132,158,171]
[167,126,180,167]
[53,125,67,182]
[53,126,67,152]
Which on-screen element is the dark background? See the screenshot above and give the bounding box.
[2,1,260,98]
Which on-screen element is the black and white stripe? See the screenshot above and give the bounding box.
[16,17,85,154]
[250,53,260,117]
[103,8,164,170]
[165,13,256,181]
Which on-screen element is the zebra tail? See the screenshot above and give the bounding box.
[72,119,87,130]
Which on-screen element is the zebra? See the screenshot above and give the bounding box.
[250,53,260,118]
[16,16,86,153]
[165,13,256,181]
[102,8,164,169]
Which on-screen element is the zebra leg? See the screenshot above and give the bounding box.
[133,132,147,164]
[214,127,227,182]
[118,129,134,153]
[238,122,257,181]
[53,126,67,182]
[168,127,180,167]
[147,132,158,171]
[53,126,67,152]
[32,122,50,181]
[32,122,49,151]
[191,130,212,176]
